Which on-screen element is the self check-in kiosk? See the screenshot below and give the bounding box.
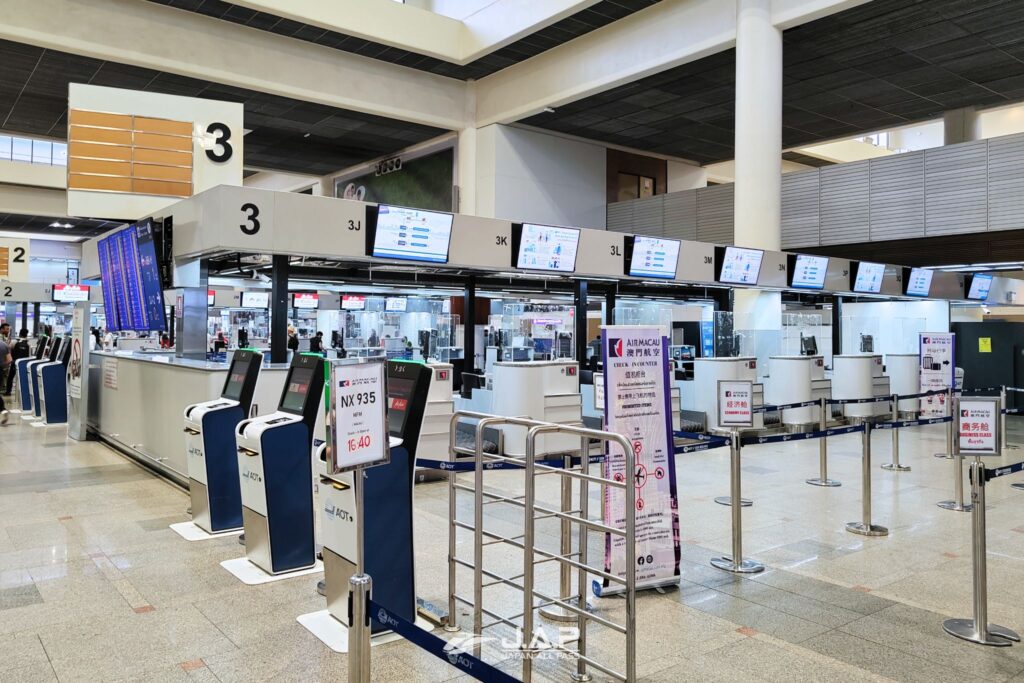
[37,338,72,425]
[184,350,263,534]
[27,336,60,418]
[235,353,325,575]
[16,336,48,413]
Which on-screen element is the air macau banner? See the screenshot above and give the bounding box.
[596,325,680,595]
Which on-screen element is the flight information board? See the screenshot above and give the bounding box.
[97,223,164,332]
[852,261,885,294]
[905,268,933,297]
[628,236,680,279]
[718,247,763,285]
[372,205,453,263]
[293,292,319,309]
[136,221,166,331]
[516,223,580,272]
[790,254,828,290]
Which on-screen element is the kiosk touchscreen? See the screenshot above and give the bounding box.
[28,336,60,418]
[235,353,325,575]
[16,336,48,413]
[38,338,72,425]
[183,350,263,535]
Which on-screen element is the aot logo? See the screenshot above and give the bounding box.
[609,338,625,358]
[242,469,262,484]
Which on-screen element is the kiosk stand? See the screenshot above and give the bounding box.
[15,336,48,416]
[221,353,325,584]
[36,338,72,427]
[174,350,263,540]
[24,336,58,420]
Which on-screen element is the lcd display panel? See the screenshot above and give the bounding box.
[515,223,581,273]
[240,291,270,308]
[905,268,933,297]
[135,221,166,332]
[387,376,416,436]
[628,236,681,279]
[385,297,407,312]
[222,356,250,401]
[281,367,314,413]
[342,295,366,310]
[371,205,453,263]
[852,261,885,294]
[293,292,319,309]
[52,284,90,303]
[789,254,829,290]
[967,273,993,301]
[717,247,763,285]
[208,290,216,306]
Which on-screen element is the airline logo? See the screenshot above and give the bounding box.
[608,338,624,358]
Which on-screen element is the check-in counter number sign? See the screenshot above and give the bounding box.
[958,399,999,456]
[718,380,753,428]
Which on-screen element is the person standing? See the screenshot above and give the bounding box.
[0,334,10,424]
[308,331,324,354]
[6,330,29,396]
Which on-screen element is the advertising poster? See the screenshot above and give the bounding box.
[919,333,955,417]
[68,307,85,400]
[599,326,680,594]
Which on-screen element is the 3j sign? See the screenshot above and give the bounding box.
[327,360,389,473]
[718,380,753,428]
[958,398,1000,456]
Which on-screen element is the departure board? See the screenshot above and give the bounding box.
[97,222,165,332]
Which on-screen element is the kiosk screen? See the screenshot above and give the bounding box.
[387,377,416,435]
[33,337,48,359]
[281,367,315,413]
[223,367,249,402]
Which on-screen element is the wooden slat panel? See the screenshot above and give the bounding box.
[68,141,132,161]
[132,163,192,182]
[68,174,132,192]
[133,147,192,167]
[133,116,192,136]
[68,110,132,130]
[133,132,191,152]
[68,158,132,177]
[70,125,132,145]
[132,179,192,197]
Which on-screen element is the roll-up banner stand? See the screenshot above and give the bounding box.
[920,333,955,417]
[598,325,680,595]
[67,301,91,441]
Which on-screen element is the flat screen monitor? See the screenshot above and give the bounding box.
[52,284,90,303]
[788,254,829,290]
[512,223,581,273]
[47,336,61,361]
[626,236,681,279]
[135,220,166,332]
[96,221,165,332]
[33,337,47,359]
[715,246,763,285]
[851,261,885,294]
[240,291,269,308]
[208,290,216,306]
[800,335,818,356]
[292,292,319,309]
[904,268,933,297]
[387,376,416,435]
[368,204,454,263]
[280,366,315,414]
[342,295,366,310]
[967,273,993,301]
[385,297,407,312]
[222,351,259,402]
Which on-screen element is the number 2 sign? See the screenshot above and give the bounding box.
[0,238,29,282]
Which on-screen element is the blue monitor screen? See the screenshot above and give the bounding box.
[967,273,993,301]
[97,222,165,332]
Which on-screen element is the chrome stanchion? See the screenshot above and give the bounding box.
[348,473,371,683]
[540,448,579,623]
[444,440,460,632]
[1000,386,1008,449]
[936,387,954,459]
[939,394,972,512]
[711,429,764,574]
[574,435,592,683]
[808,396,841,486]
[882,393,910,472]
[943,460,1021,646]
[846,422,888,537]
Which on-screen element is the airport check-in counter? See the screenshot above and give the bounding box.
[765,356,832,428]
[690,357,765,431]
[89,351,289,485]
[457,360,583,457]
[831,354,890,419]
[885,353,920,416]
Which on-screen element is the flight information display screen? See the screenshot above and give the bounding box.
[852,261,885,293]
[386,297,407,312]
[905,268,933,297]
[281,367,315,413]
[516,223,580,272]
[718,247,763,285]
[241,291,270,308]
[968,273,993,301]
[628,236,680,279]
[135,221,166,332]
[790,254,829,289]
[97,222,165,332]
[372,205,453,263]
[52,284,90,302]
[293,292,319,309]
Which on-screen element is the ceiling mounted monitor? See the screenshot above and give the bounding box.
[714,246,763,286]
[366,204,454,264]
[850,261,885,294]
[292,292,319,309]
[903,267,933,297]
[240,291,270,308]
[385,297,407,312]
[966,273,993,301]
[52,283,91,303]
[625,235,680,279]
[511,222,581,273]
[787,254,829,290]
[342,295,366,310]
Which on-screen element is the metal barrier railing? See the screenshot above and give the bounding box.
[446,410,638,682]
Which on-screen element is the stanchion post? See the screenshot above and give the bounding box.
[936,387,955,459]
[939,394,972,513]
[943,460,1021,646]
[846,422,888,537]
[807,397,840,487]
[1000,386,1008,449]
[711,430,764,574]
[540,449,577,623]
[348,472,371,683]
[882,393,910,472]
[445,459,459,632]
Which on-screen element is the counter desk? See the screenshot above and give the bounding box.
[88,351,290,485]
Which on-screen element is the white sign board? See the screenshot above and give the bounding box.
[958,397,1000,456]
[0,238,29,282]
[327,360,388,473]
[102,358,118,390]
[920,332,955,417]
[718,380,754,428]
[68,307,85,400]
[599,325,679,593]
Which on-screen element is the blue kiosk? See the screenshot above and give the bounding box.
[15,336,48,414]
[38,337,72,425]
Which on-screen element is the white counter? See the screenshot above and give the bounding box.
[88,351,289,484]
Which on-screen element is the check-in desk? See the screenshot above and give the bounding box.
[885,353,919,416]
[832,354,890,420]
[691,357,764,431]
[766,356,832,428]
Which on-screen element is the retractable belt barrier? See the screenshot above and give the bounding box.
[1003,407,1024,415]
[874,415,952,430]
[740,424,863,446]
[415,455,605,472]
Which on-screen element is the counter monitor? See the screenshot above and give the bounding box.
[715,246,763,285]
[904,267,933,297]
[292,292,319,309]
[367,204,454,264]
[788,254,828,290]
[512,223,581,273]
[240,291,270,308]
[342,295,366,310]
[967,273,993,301]
[625,236,681,279]
[386,297,407,312]
[851,261,885,294]
[208,289,216,306]
[52,284,91,303]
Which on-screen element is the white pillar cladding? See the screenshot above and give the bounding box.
[943,107,981,145]
[733,0,782,251]
[457,81,479,216]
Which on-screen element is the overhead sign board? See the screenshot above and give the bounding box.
[0,238,29,282]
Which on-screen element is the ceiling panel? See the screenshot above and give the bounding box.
[0,213,121,238]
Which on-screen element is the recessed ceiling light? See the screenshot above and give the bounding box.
[303,133,311,138]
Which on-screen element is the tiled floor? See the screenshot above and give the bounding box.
[4,413,1024,682]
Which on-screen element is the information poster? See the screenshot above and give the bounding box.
[68,307,85,400]
[327,361,388,473]
[919,333,955,417]
[958,398,999,455]
[103,358,118,390]
[718,380,753,427]
[599,325,679,593]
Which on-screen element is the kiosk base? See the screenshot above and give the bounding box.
[296,609,433,653]
[220,557,323,585]
[169,521,239,542]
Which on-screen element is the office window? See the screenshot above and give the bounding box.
[0,136,10,161]
[12,137,31,162]
[616,173,655,202]
[32,140,52,164]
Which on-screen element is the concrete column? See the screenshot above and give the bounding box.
[733,0,782,251]
[943,107,981,145]
[457,80,478,215]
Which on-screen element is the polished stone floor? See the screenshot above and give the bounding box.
[4,413,1024,682]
